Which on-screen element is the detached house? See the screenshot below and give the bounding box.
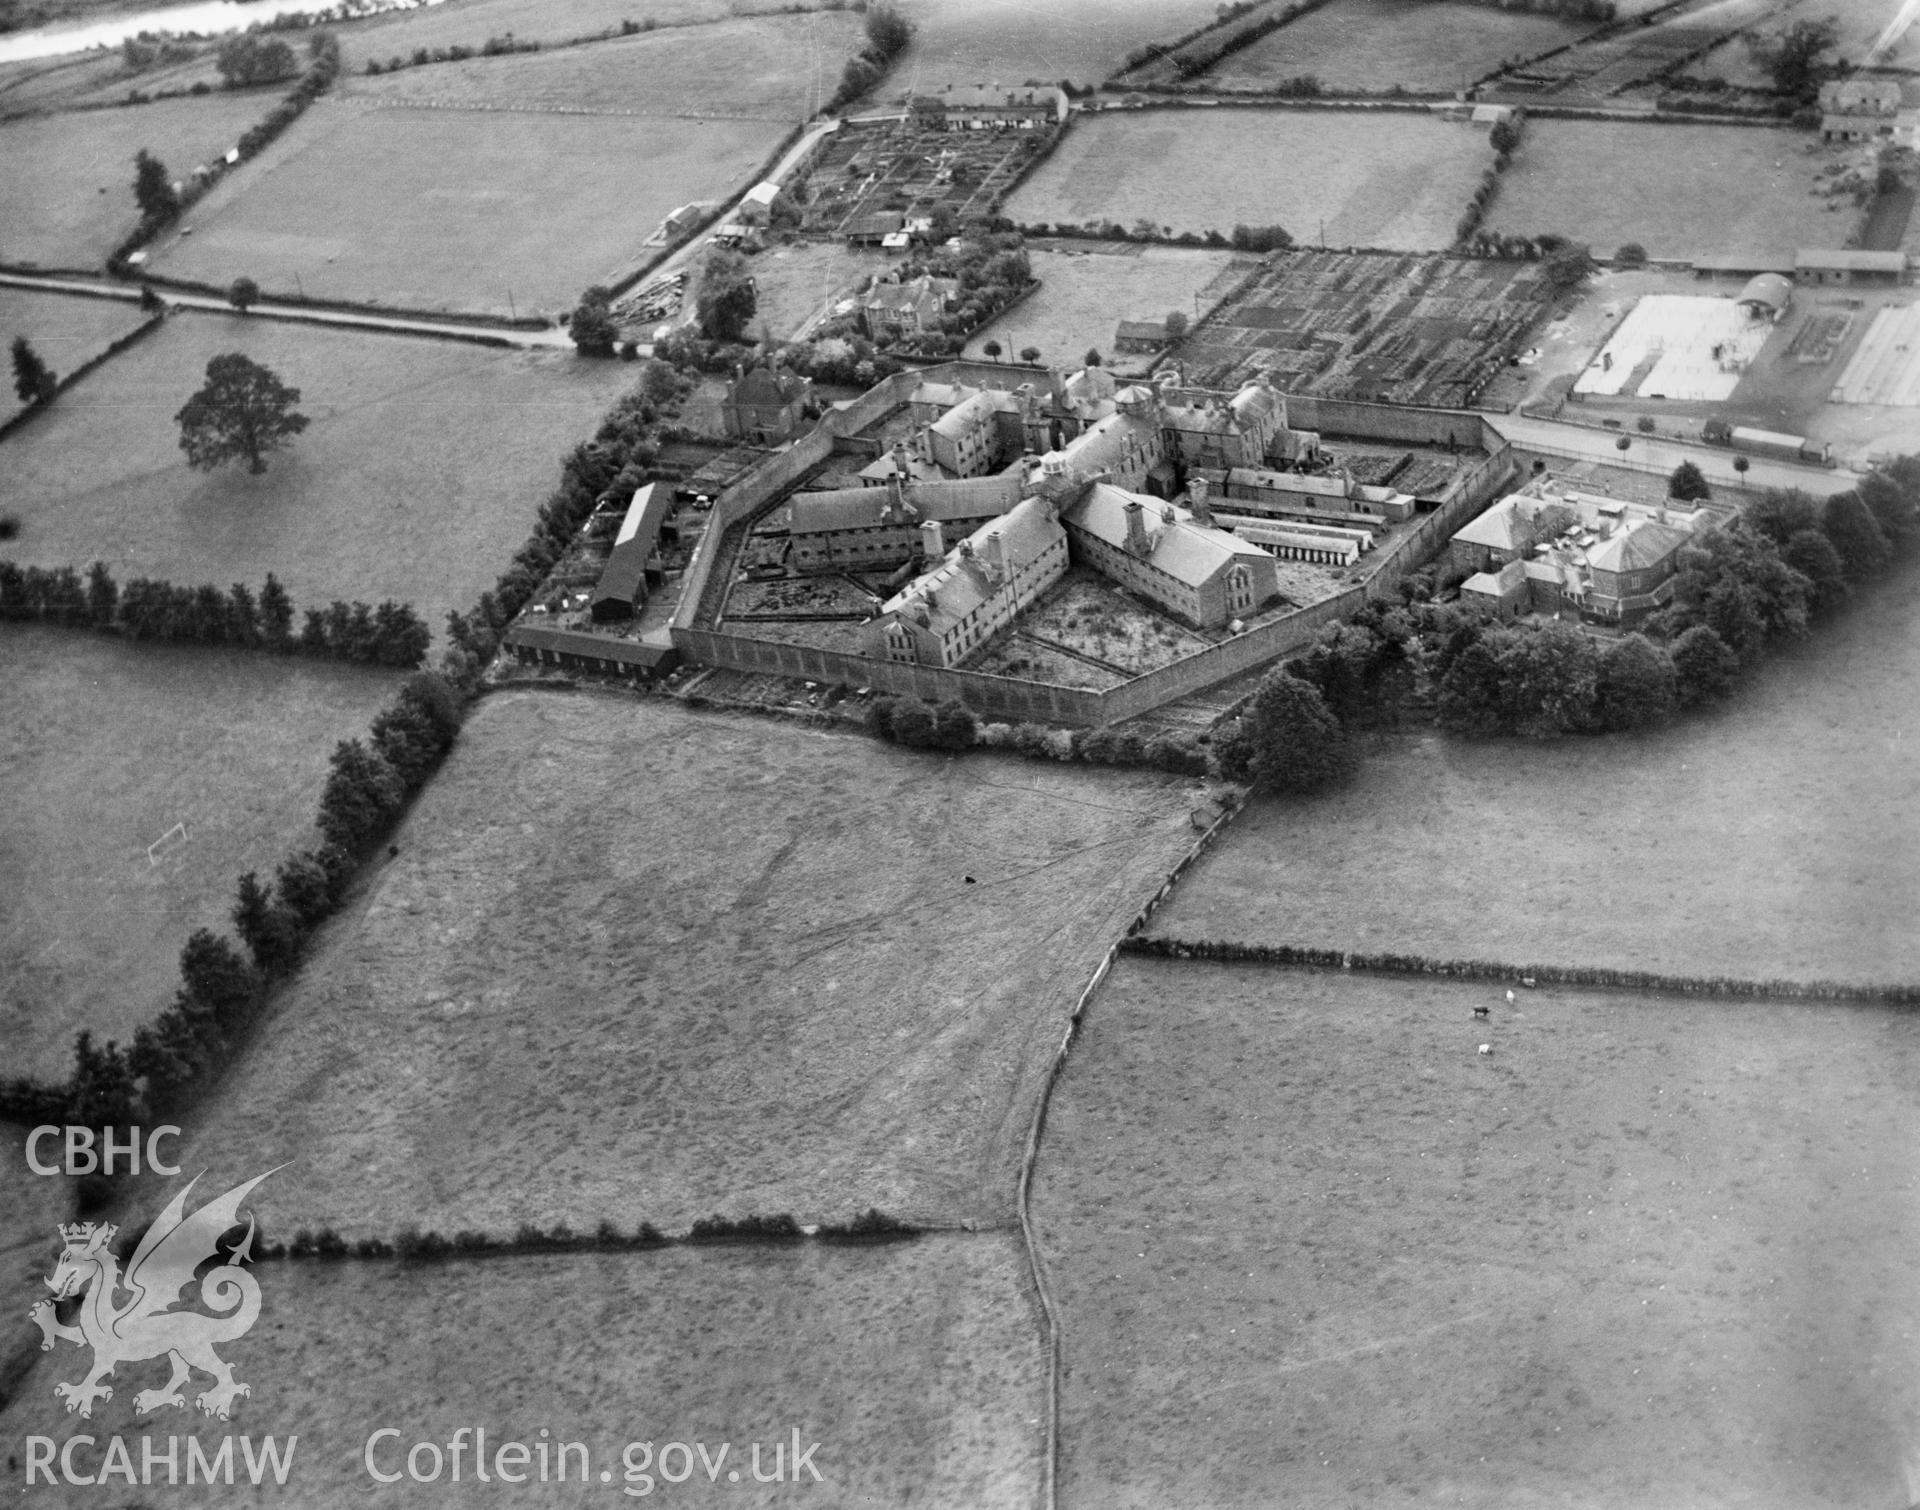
[861,275,955,340]
[722,365,812,444]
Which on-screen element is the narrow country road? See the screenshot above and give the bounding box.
[0,270,575,348]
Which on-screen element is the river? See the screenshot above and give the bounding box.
[0,0,447,65]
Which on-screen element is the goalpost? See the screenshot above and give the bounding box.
[147,822,188,867]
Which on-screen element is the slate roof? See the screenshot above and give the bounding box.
[1064,483,1268,587]
[1586,520,1690,575]
[790,476,1021,536]
[883,496,1064,637]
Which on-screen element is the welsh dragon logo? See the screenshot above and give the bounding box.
[28,1168,279,1421]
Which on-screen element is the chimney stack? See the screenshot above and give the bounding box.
[1187,473,1213,526]
[919,518,946,562]
[1124,496,1150,558]
[984,529,1007,583]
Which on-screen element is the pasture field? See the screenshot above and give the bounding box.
[1007,109,1493,251]
[1210,0,1588,93]
[0,46,219,116]
[0,625,398,1082]
[0,286,144,423]
[1035,956,1920,1509]
[1484,121,1842,262]
[333,0,778,66]
[0,1141,72,1403]
[1150,572,1920,987]
[890,0,1222,88]
[338,12,861,118]
[0,316,637,636]
[1,1234,1043,1508]
[144,100,787,315]
[963,242,1250,372]
[157,692,1199,1240]
[0,91,278,269]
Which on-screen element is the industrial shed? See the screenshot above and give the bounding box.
[1736,273,1792,320]
[591,483,674,622]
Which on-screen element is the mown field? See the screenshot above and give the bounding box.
[1008,109,1492,251]
[156,692,1200,1241]
[338,11,862,118]
[963,242,1249,372]
[1150,572,1920,987]
[1209,0,1588,93]
[0,625,398,1082]
[0,91,278,268]
[0,286,144,423]
[145,99,786,315]
[1035,956,1920,1509]
[1485,121,1844,262]
[0,315,636,635]
[891,0,1222,88]
[1,1234,1043,1507]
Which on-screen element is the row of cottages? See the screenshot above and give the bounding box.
[721,365,813,444]
[909,84,1069,132]
[862,274,957,341]
[1451,479,1708,624]
[864,496,1068,666]
[788,471,1021,573]
[1818,77,1904,142]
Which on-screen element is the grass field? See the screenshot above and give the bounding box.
[0,315,637,637]
[963,242,1249,371]
[1035,956,1920,1509]
[0,286,144,424]
[156,691,1199,1240]
[332,0,785,66]
[1008,110,1493,251]
[890,0,1223,88]
[1485,121,1844,262]
[748,239,890,339]
[338,11,860,118]
[1,1234,1043,1507]
[144,99,788,316]
[0,625,398,1082]
[0,92,279,269]
[1210,0,1589,93]
[1150,573,1920,987]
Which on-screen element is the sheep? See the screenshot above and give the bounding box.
[1478,1044,1493,1056]
[1505,989,1516,1005]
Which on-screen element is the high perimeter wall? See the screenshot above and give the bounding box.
[664,369,1514,726]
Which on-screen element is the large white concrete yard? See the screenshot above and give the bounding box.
[1574,293,1774,401]
[1831,302,1920,407]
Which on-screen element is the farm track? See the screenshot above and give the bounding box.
[360,94,802,123]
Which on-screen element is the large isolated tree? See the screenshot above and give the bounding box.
[1217,669,1355,793]
[1668,459,1711,502]
[175,352,310,475]
[11,335,56,405]
[133,148,180,224]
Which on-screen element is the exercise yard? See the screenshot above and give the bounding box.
[1035,956,1920,1509]
[1573,293,1775,401]
[1831,303,1920,407]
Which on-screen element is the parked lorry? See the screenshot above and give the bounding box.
[1702,420,1832,465]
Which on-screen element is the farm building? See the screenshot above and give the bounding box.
[1795,249,1910,287]
[737,181,783,224]
[1819,78,1903,141]
[910,84,1068,132]
[1059,481,1281,629]
[788,468,1021,573]
[1736,274,1793,320]
[723,365,813,443]
[864,495,1068,666]
[591,483,674,621]
[1114,319,1171,354]
[844,211,906,245]
[862,274,955,339]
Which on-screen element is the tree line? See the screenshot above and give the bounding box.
[1119,934,1920,1004]
[0,562,430,667]
[0,362,694,1140]
[827,2,914,112]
